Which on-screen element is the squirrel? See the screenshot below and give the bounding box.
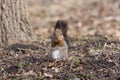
[51,20,69,60]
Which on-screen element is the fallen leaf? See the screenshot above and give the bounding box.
[43,73,53,78]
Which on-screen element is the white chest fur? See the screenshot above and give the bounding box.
[52,49,62,59]
[51,41,68,60]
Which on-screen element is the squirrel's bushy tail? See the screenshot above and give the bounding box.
[54,20,68,34]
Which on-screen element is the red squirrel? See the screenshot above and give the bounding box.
[51,20,69,60]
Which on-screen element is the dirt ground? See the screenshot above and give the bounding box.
[0,0,120,80]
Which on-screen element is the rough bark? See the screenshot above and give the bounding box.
[0,0,36,47]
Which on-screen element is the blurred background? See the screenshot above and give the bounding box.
[28,0,120,39]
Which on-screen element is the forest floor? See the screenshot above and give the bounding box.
[0,0,120,80]
[0,35,120,80]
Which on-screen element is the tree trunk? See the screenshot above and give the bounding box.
[0,0,36,47]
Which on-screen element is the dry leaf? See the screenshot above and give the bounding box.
[43,73,53,78]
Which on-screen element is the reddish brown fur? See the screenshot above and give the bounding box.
[51,20,69,47]
[51,29,64,47]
